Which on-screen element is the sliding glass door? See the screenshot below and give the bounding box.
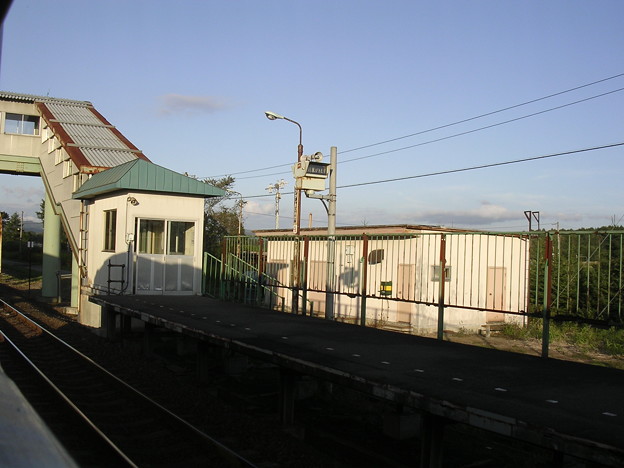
[135,218,195,294]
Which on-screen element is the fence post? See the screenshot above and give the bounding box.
[257,238,265,304]
[302,236,309,316]
[220,239,227,300]
[202,252,207,295]
[360,234,369,326]
[437,234,447,341]
[541,233,553,358]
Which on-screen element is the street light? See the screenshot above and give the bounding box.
[264,111,304,235]
[265,110,304,315]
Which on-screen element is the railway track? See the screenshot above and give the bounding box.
[0,281,565,468]
[0,298,257,467]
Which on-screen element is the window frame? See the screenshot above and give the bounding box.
[4,113,40,136]
[103,209,117,252]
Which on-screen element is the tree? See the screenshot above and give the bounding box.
[200,176,243,256]
[3,212,22,241]
[36,198,45,227]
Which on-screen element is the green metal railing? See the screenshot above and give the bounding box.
[203,250,286,311]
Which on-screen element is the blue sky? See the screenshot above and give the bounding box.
[1,1,623,232]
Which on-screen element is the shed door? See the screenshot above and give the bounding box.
[396,264,414,323]
[486,267,506,323]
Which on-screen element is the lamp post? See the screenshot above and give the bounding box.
[265,111,303,235]
[265,111,304,314]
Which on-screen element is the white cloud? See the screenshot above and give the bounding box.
[157,94,231,116]
[390,201,520,227]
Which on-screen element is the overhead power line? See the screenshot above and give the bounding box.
[232,86,624,181]
[203,72,624,179]
[339,72,624,154]
[338,142,624,189]
[339,87,624,165]
[241,141,623,198]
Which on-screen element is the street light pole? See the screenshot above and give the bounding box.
[265,111,304,314]
[265,111,303,235]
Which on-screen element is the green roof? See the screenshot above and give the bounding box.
[72,159,226,199]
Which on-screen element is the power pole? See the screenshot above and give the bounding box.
[266,179,287,230]
[325,147,337,320]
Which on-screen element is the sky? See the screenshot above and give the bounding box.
[1,0,623,233]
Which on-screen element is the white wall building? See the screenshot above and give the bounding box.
[254,225,528,333]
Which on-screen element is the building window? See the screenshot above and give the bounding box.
[54,149,63,165]
[63,159,73,178]
[431,265,451,282]
[168,221,195,255]
[368,249,385,265]
[4,113,40,135]
[103,210,117,251]
[138,219,165,254]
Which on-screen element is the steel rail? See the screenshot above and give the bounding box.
[0,297,258,468]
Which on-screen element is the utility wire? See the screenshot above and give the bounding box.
[203,73,624,178]
[339,72,624,154]
[241,142,623,198]
[339,142,624,189]
[231,86,624,181]
[340,87,624,164]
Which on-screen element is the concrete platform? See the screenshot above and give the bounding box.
[91,294,624,466]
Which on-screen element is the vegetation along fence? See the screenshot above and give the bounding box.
[203,230,624,354]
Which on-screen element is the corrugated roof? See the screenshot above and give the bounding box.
[0,91,91,106]
[36,100,149,170]
[72,159,226,199]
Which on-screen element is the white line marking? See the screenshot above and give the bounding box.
[546,400,558,404]
[381,361,390,365]
[452,377,463,382]
[352,354,361,358]
[603,412,618,417]
[414,369,425,373]
[494,387,508,392]
[326,347,334,351]
[281,336,288,340]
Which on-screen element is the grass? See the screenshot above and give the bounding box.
[500,320,624,356]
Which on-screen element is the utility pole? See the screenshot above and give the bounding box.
[524,210,540,231]
[325,147,337,320]
[304,147,337,320]
[266,179,287,229]
[20,210,24,254]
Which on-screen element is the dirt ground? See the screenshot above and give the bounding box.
[445,330,624,370]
